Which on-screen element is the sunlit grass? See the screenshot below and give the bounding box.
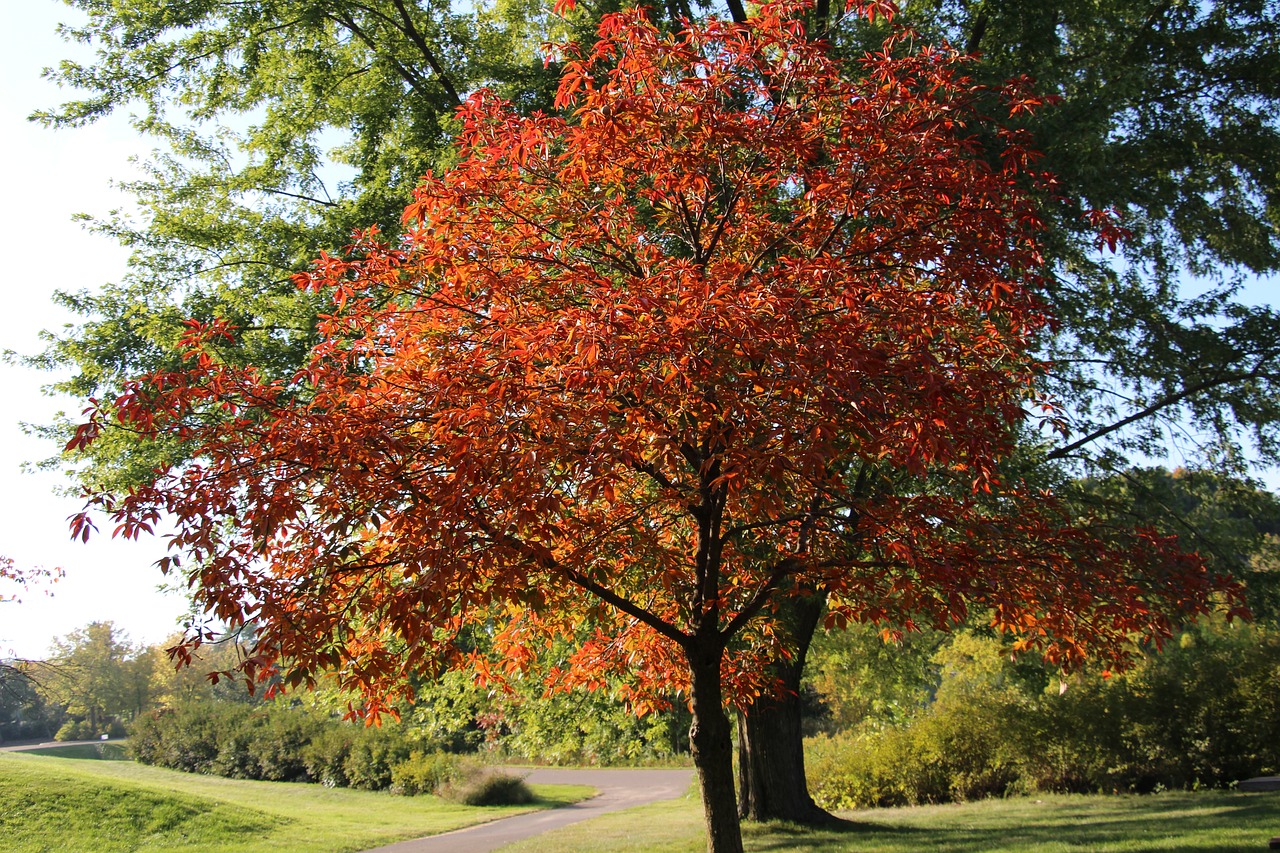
[0,751,592,853]
[498,788,1280,852]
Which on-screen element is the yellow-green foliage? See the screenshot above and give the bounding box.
[389,751,460,796]
[807,621,1280,810]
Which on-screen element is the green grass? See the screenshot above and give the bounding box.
[0,751,593,853]
[498,789,1280,852]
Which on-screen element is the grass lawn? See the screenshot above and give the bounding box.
[0,751,593,853]
[499,788,1280,852]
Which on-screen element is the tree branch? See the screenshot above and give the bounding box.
[473,513,689,646]
[387,0,463,107]
[1045,363,1278,461]
[720,557,800,640]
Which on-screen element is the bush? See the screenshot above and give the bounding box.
[250,711,325,782]
[131,702,250,774]
[407,666,689,765]
[129,701,417,790]
[342,725,413,790]
[807,691,1016,810]
[390,751,459,796]
[440,766,534,806]
[209,723,259,779]
[806,621,1280,809]
[55,720,88,741]
[303,727,353,787]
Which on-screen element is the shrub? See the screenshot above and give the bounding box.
[390,751,459,796]
[806,620,1280,809]
[250,710,324,782]
[498,687,685,765]
[303,727,354,787]
[342,725,413,790]
[408,667,689,765]
[210,724,259,779]
[441,766,534,806]
[128,701,417,789]
[130,702,250,774]
[807,692,1016,810]
[55,720,88,741]
[127,712,163,764]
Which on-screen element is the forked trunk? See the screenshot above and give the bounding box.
[737,591,838,824]
[688,645,744,853]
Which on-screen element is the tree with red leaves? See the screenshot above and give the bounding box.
[69,7,1242,851]
[0,556,60,605]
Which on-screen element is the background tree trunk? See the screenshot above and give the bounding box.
[737,591,838,824]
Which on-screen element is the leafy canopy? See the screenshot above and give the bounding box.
[34,0,1280,500]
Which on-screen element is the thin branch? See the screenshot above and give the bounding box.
[1045,363,1278,461]
[720,557,800,640]
[472,513,688,645]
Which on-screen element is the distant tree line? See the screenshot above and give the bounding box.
[0,622,252,743]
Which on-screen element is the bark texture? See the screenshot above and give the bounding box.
[736,591,838,824]
[689,648,744,853]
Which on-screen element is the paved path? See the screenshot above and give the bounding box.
[363,767,694,853]
[0,738,113,752]
[1241,776,1280,792]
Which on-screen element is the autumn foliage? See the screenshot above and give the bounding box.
[0,556,61,605]
[68,5,1242,850]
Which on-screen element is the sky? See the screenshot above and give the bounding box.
[0,3,1276,661]
[0,3,189,659]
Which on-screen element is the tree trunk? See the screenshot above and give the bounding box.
[737,591,838,824]
[688,645,744,853]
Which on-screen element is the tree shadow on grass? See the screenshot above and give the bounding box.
[744,792,1280,852]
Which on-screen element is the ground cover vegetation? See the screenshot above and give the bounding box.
[24,0,1280,845]
[0,750,590,853]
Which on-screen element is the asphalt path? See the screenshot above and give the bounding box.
[363,767,694,853]
[0,738,113,751]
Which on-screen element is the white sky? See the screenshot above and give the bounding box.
[0,2,188,659]
[0,3,1276,661]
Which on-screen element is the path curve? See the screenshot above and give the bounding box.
[0,738,116,752]
[362,767,694,853]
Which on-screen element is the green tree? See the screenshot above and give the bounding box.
[732,0,1280,822]
[147,631,258,706]
[0,663,61,743]
[31,0,613,494]
[42,621,149,734]
[803,621,941,734]
[1071,467,1280,618]
[35,1,1279,488]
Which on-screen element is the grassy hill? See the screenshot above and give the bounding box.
[0,750,590,853]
